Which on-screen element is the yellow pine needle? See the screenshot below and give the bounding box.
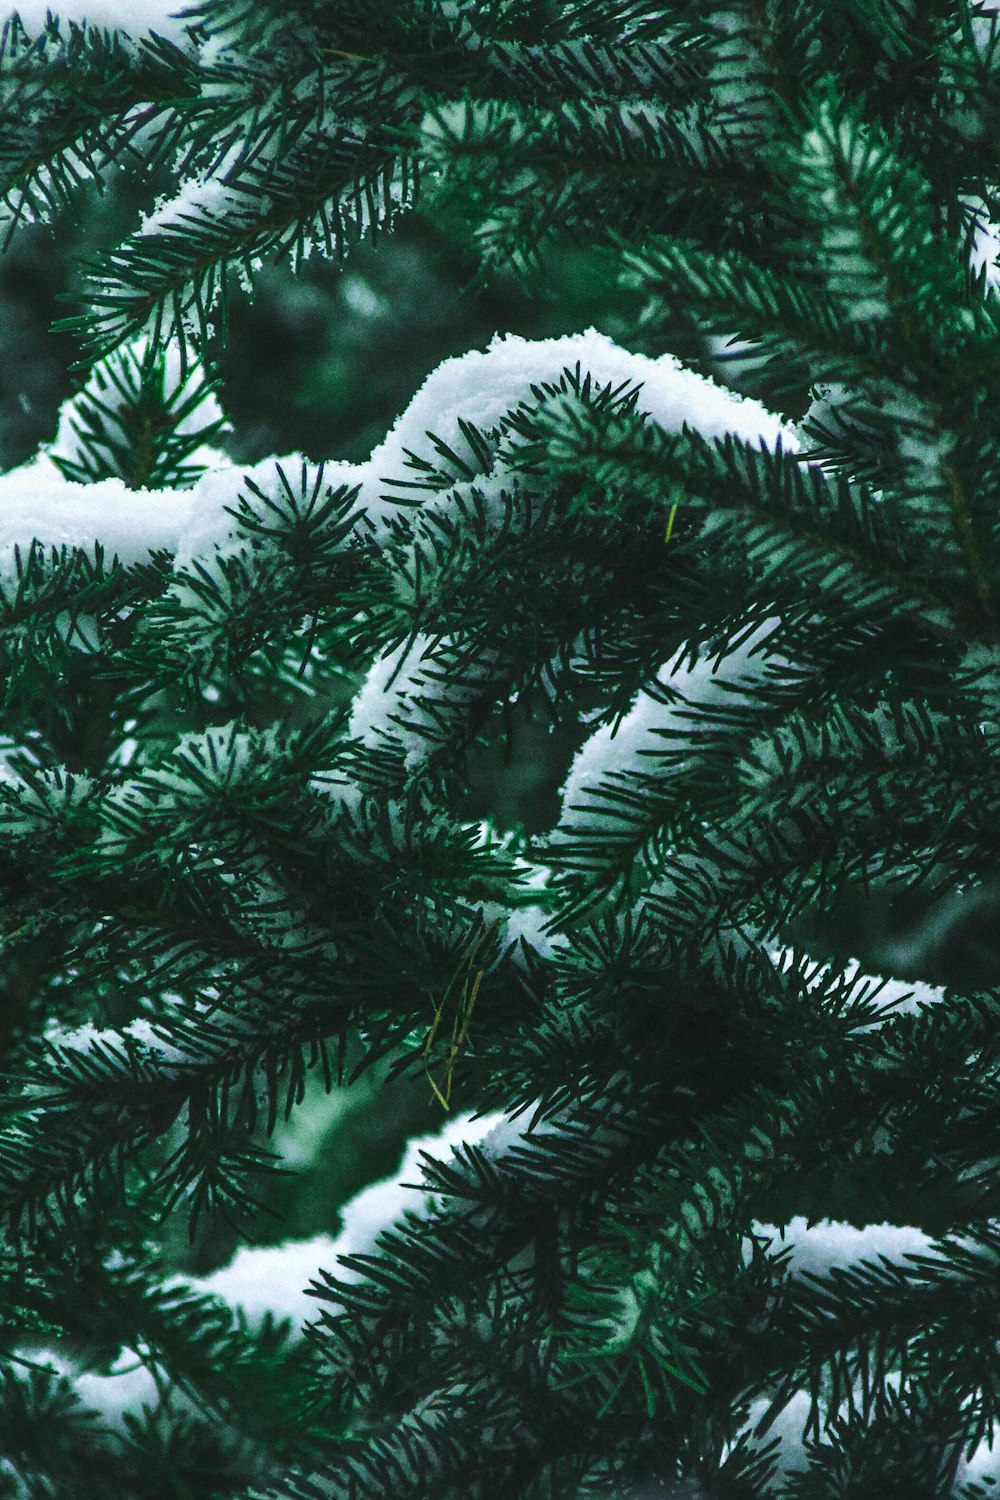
[423,920,497,1109]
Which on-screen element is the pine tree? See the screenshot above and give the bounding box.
[0,0,999,1495]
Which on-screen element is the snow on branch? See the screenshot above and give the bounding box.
[185,1109,506,1329]
[748,1216,937,1281]
[7,1109,512,1451]
[51,337,230,488]
[0,456,195,568]
[766,947,947,1026]
[7,0,194,43]
[341,332,794,779]
[133,132,274,251]
[0,327,791,570]
[554,617,788,841]
[965,193,1000,291]
[362,328,794,525]
[0,331,799,973]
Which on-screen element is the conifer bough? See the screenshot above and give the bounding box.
[0,0,999,1496]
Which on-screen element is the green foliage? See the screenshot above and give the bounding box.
[50,340,228,488]
[0,1,999,1497]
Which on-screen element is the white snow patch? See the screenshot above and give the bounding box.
[169,454,309,569]
[73,1348,162,1431]
[973,215,1000,287]
[0,454,196,569]
[51,338,229,483]
[50,1015,195,1064]
[750,1217,935,1280]
[505,903,558,959]
[967,194,1000,289]
[139,175,252,239]
[767,948,946,1025]
[0,745,24,785]
[0,330,791,580]
[470,1105,572,1163]
[8,0,192,42]
[740,1388,813,1478]
[0,445,345,576]
[334,1110,503,1265]
[347,637,431,748]
[503,857,559,960]
[190,1110,504,1328]
[346,633,496,770]
[190,1233,342,1331]
[557,619,784,833]
[956,1433,1000,1489]
[365,328,794,526]
[17,1346,162,1432]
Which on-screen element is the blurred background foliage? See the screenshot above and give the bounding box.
[5,158,997,1281]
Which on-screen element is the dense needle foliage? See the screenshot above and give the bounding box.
[0,1,999,1496]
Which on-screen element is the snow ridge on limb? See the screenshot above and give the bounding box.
[765,946,947,1025]
[335,330,796,782]
[16,1109,510,1457]
[0,330,795,830]
[0,328,792,571]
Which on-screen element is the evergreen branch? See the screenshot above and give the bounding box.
[51,338,228,488]
[621,233,888,399]
[0,20,201,242]
[499,383,957,626]
[67,124,418,356]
